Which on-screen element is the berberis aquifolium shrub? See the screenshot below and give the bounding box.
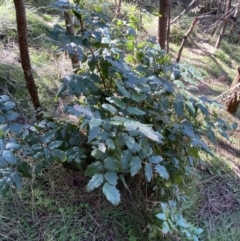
[0,1,234,240]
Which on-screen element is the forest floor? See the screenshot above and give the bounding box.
[1,1,240,241]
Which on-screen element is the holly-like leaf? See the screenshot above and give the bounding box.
[104,156,119,171]
[102,183,120,205]
[104,171,118,185]
[176,216,191,228]
[116,83,130,98]
[9,123,23,132]
[131,92,147,102]
[98,143,106,153]
[106,97,127,109]
[144,163,153,182]
[41,130,57,144]
[85,161,103,176]
[18,162,32,178]
[51,149,67,162]
[86,173,104,191]
[130,156,142,176]
[10,171,22,189]
[6,142,21,151]
[149,155,163,164]
[2,150,17,164]
[48,141,63,150]
[127,106,145,115]
[162,221,171,234]
[106,139,115,149]
[88,126,100,141]
[5,111,18,121]
[156,213,167,221]
[155,164,169,179]
[102,104,118,114]
[185,101,196,117]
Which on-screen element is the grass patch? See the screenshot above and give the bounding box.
[0,166,151,241]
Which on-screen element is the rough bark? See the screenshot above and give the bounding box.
[166,0,171,54]
[224,66,240,113]
[212,0,223,36]
[158,0,170,50]
[117,0,122,14]
[13,0,41,114]
[64,11,80,72]
[215,0,231,48]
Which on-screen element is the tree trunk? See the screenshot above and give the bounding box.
[158,0,170,50]
[215,0,231,48]
[13,0,41,115]
[212,0,223,37]
[224,66,240,113]
[166,0,171,53]
[230,1,240,33]
[117,0,122,14]
[64,11,80,72]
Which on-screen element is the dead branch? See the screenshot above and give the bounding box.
[176,15,240,63]
[171,0,198,25]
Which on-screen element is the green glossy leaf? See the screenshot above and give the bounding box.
[123,135,135,149]
[88,126,100,142]
[155,164,169,179]
[156,213,167,221]
[51,149,67,162]
[144,163,153,182]
[131,92,147,102]
[2,101,15,111]
[0,115,6,124]
[116,83,130,98]
[88,57,97,72]
[85,161,103,176]
[10,171,21,189]
[102,104,118,114]
[18,162,32,178]
[2,150,16,164]
[0,157,6,168]
[98,143,106,153]
[106,139,115,150]
[185,101,196,117]
[5,111,18,121]
[104,156,119,171]
[149,155,163,164]
[91,148,107,160]
[48,141,63,150]
[6,142,20,151]
[174,100,184,117]
[9,123,23,132]
[102,183,120,205]
[127,106,145,115]
[124,121,163,143]
[41,130,57,144]
[86,173,104,191]
[130,156,142,176]
[104,171,118,185]
[89,118,102,128]
[162,221,170,234]
[176,216,191,228]
[106,97,127,109]
[122,150,131,170]
[181,121,194,138]
[198,101,209,116]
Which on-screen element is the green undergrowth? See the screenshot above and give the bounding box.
[0,0,67,116]
[0,166,152,241]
